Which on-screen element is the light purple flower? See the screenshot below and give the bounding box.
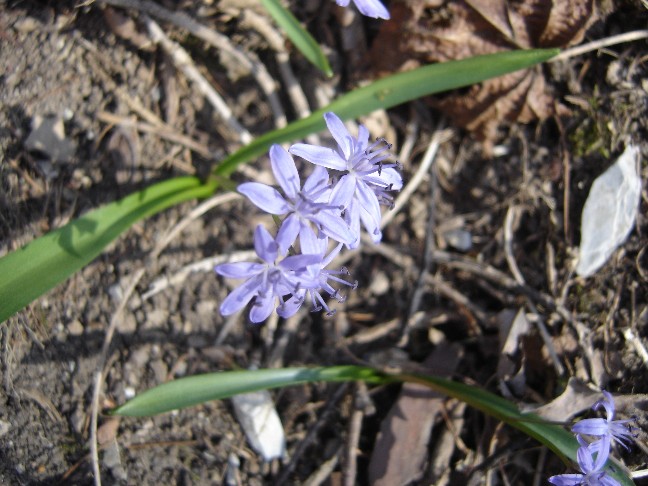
[238,144,356,252]
[572,391,635,451]
[278,234,357,317]
[548,439,619,486]
[336,0,390,19]
[290,112,402,248]
[215,225,322,323]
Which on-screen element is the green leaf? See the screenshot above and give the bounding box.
[261,0,333,77]
[112,366,392,416]
[0,177,217,323]
[213,48,559,178]
[113,365,634,485]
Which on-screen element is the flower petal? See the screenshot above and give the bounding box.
[316,209,357,245]
[548,474,585,486]
[330,174,356,209]
[215,262,264,278]
[356,180,382,223]
[595,391,616,422]
[280,253,322,271]
[356,124,370,151]
[345,200,362,249]
[572,418,610,438]
[239,182,290,214]
[277,291,306,318]
[376,167,403,191]
[324,112,353,159]
[359,202,382,243]
[299,226,326,255]
[249,291,275,323]
[303,166,330,195]
[276,213,300,254]
[220,275,262,316]
[269,144,300,200]
[254,225,279,263]
[290,144,347,171]
[352,0,390,19]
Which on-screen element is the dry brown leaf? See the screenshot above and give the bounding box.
[367,0,600,152]
[97,416,121,446]
[368,344,462,486]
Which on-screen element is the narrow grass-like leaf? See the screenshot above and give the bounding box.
[0,177,217,323]
[112,366,392,416]
[261,0,333,77]
[113,365,634,485]
[213,48,559,178]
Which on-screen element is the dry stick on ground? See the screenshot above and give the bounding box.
[98,0,287,128]
[90,267,145,486]
[88,193,243,485]
[550,29,648,63]
[366,241,489,326]
[76,35,166,129]
[143,16,253,145]
[141,250,256,300]
[503,206,564,376]
[276,384,349,485]
[302,444,343,486]
[381,126,453,229]
[404,133,440,342]
[344,383,373,486]
[242,10,321,146]
[97,111,214,160]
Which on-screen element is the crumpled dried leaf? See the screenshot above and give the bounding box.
[523,377,601,421]
[368,0,599,151]
[497,308,531,398]
[368,344,462,486]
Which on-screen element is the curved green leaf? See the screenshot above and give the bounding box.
[113,365,634,485]
[0,177,217,322]
[261,0,333,77]
[214,48,559,178]
[112,366,391,416]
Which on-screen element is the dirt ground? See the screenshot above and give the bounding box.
[1,1,647,485]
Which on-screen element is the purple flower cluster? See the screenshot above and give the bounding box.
[216,113,401,323]
[549,391,635,486]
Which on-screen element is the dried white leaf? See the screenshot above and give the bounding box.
[231,390,286,461]
[576,144,642,277]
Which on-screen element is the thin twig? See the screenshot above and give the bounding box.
[551,30,648,63]
[144,16,252,145]
[242,10,319,145]
[503,205,525,285]
[365,242,489,326]
[276,384,349,485]
[90,267,145,486]
[96,111,215,159]
[381,126,452,229]
[152,192,242,258]
[343,385,366,486]
[142,250,256,300]
[302,444,343,486]
[98,0,287,127]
